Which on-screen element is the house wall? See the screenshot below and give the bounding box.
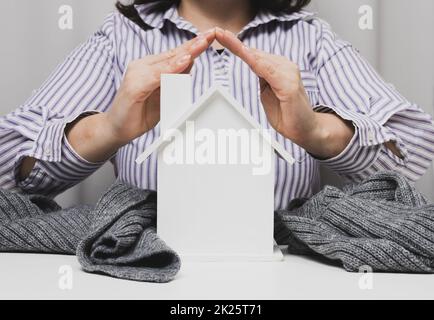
[157,93,275,256]
[0,0,433,204]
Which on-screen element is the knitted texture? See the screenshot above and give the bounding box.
[0,182,180,283]
[275,171,434,273]
[1,171,434,278]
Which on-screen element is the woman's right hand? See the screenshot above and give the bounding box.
[104,30,216,145]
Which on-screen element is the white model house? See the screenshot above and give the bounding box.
[136,74,294,261]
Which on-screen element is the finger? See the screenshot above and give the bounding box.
[244,48,294,94]
[215,28,256,66]
[141,53,191,93]
[150,51,192,77]
[143,48,178,65]
[186,29,216,59]
[215,29,277,82]
[251,48,301,78]
[140,41,194,65]
[143,35,208,89]
[143,30,215,91]
[152,33,212,74]
[215,28,286,84]
[249,53,282,89]
[143,29,215,65]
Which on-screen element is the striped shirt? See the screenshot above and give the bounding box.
[1,3,434,209]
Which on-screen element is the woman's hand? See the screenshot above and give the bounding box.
[215,28,355,159]
[105,30,216,145]
[63,30,216,165]
[21,31,216,178]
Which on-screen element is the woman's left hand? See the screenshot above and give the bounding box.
[215,28,355,159]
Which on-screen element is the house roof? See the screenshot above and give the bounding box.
[135,85,295,165]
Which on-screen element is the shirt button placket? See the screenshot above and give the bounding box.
[212,50,230,89]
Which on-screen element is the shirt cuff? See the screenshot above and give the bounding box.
[26,111,97,162]
[313,104,409,173]
[18,111,105,185]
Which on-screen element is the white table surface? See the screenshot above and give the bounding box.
[0,250,433,300]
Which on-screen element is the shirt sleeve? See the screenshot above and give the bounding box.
[0,13,117,197]
[312,18,434,183]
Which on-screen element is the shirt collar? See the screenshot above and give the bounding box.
[134,3,316,36]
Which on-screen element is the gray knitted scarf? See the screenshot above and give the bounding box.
[0,182,180,283]
[0,171,433,282]
[274,171,434,273]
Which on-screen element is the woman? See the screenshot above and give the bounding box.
[1,0,433,209]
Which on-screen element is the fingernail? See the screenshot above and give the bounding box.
[192,38,207,48]
[177,54,191,65]
[224,29,235,37]
[200,28,215,37]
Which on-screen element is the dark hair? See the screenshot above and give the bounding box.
[116,0,311,30]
